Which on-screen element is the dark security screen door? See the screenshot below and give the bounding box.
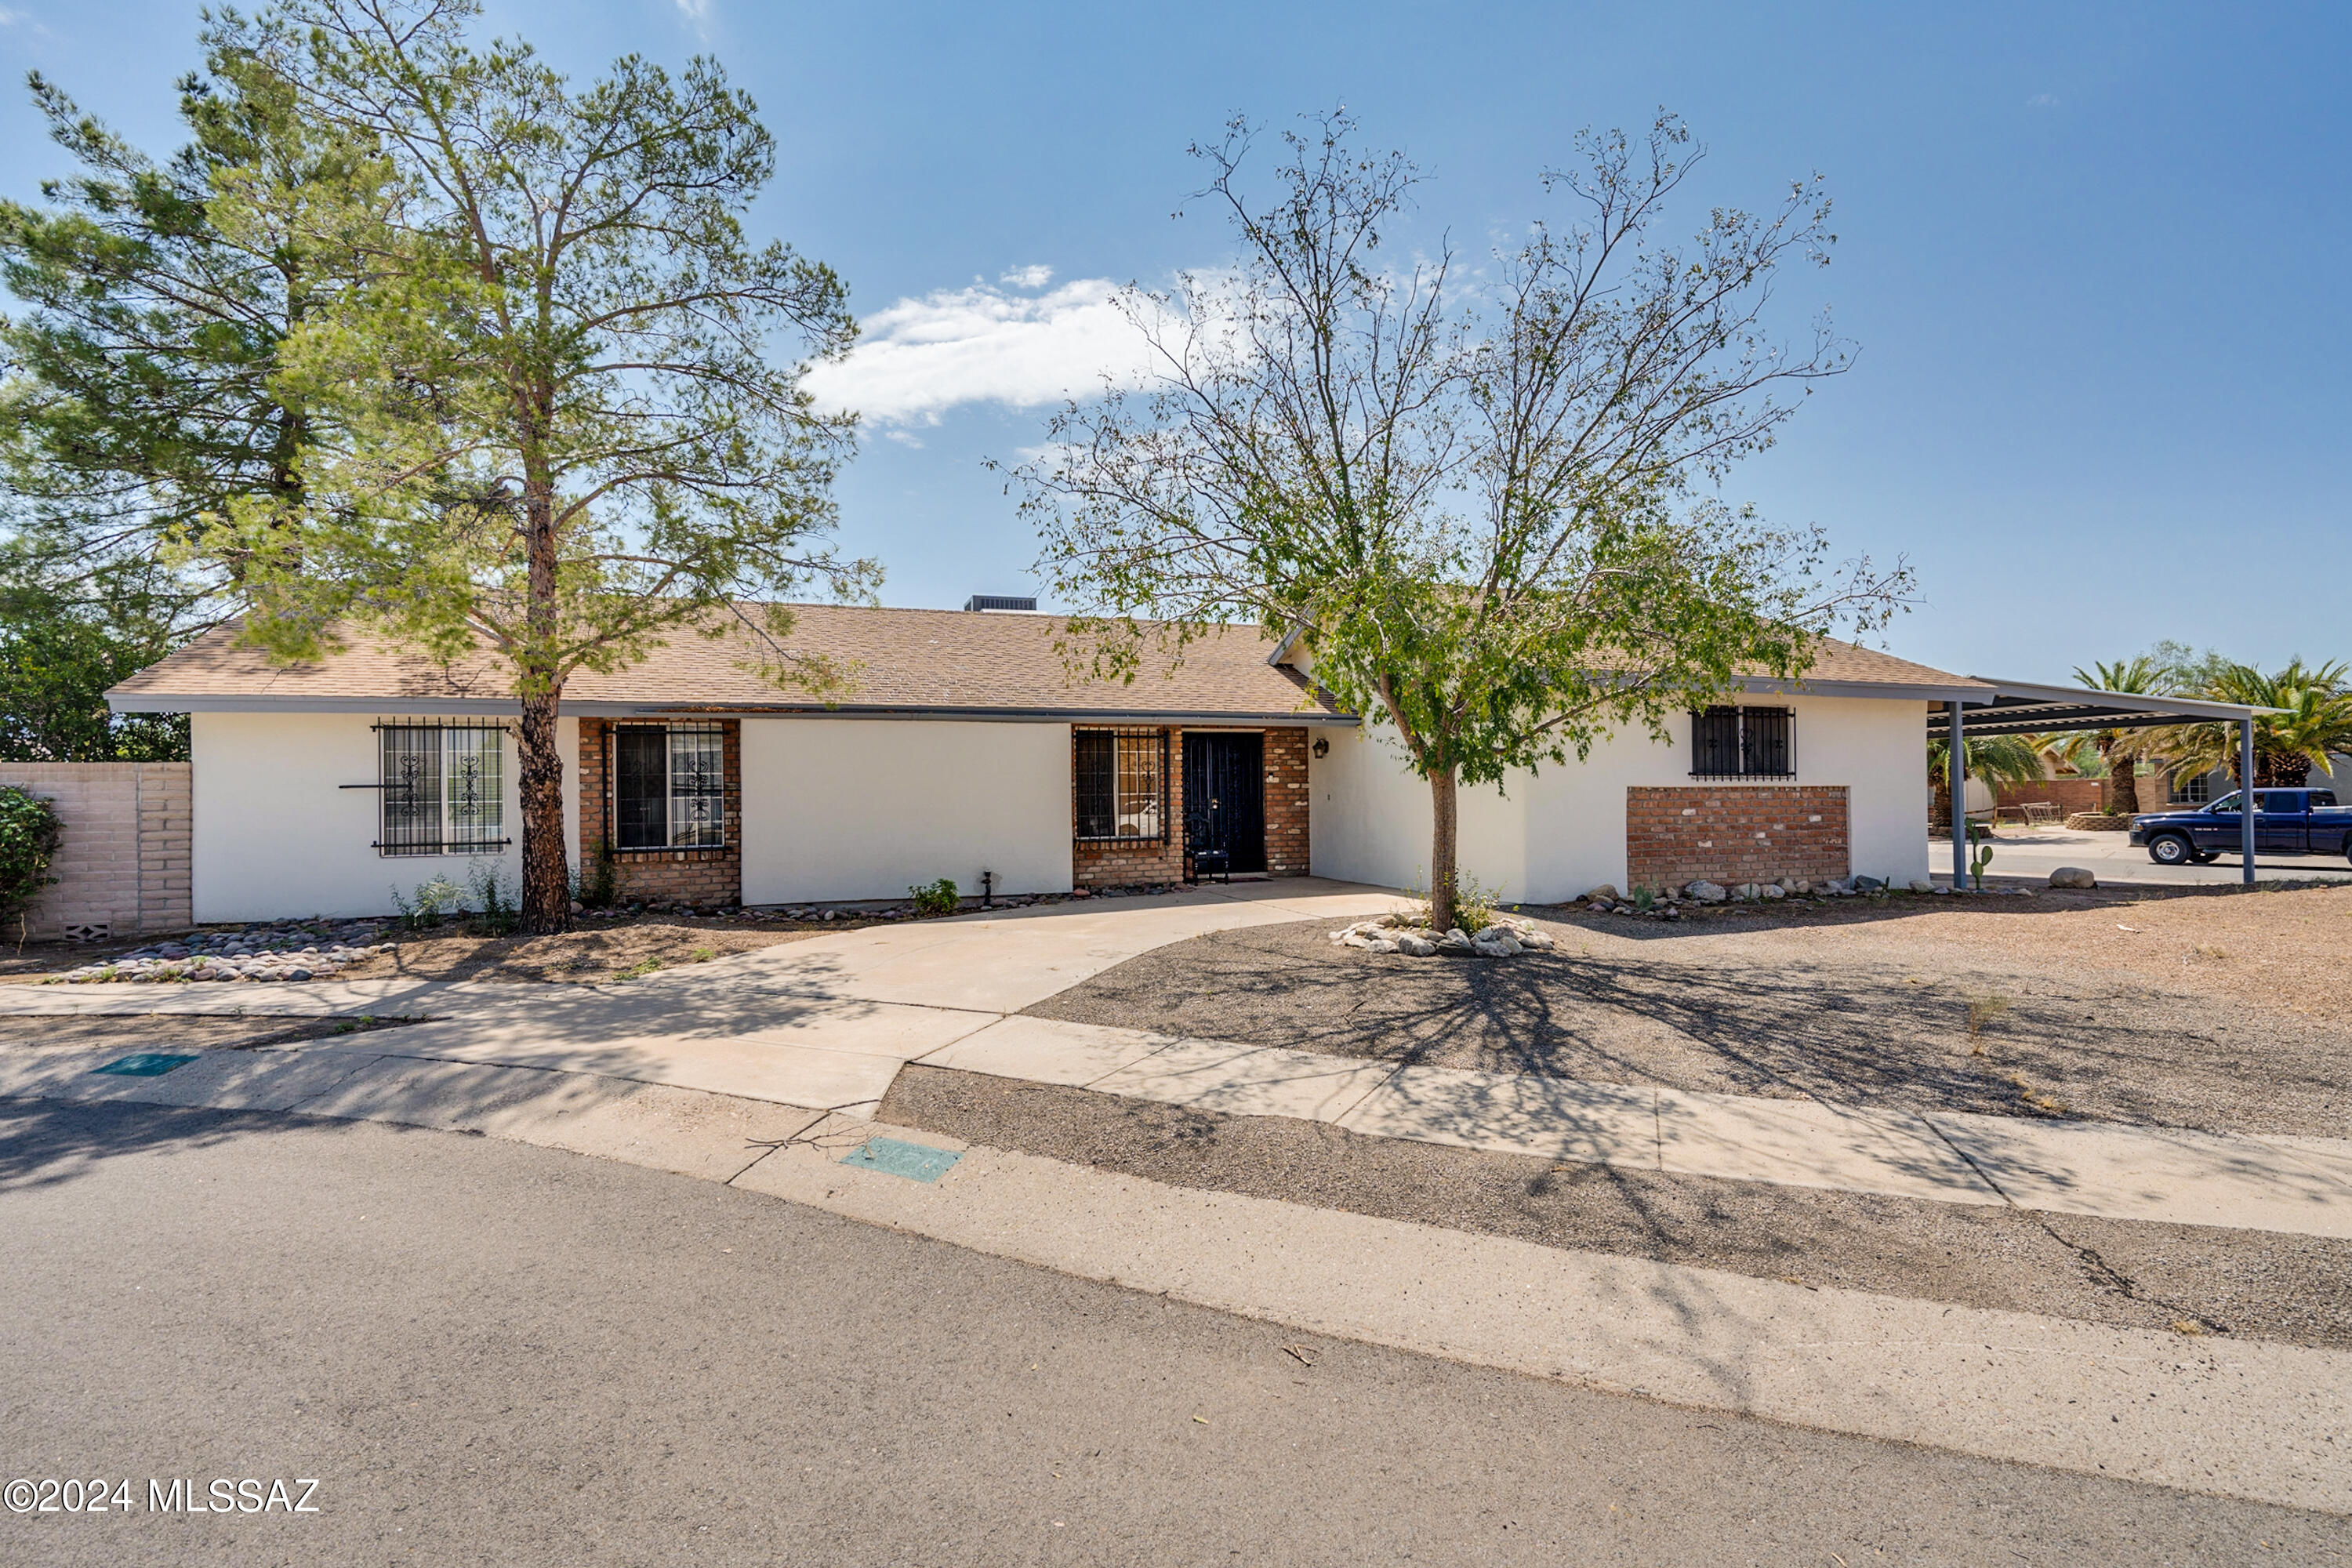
[1183,732,1265,873]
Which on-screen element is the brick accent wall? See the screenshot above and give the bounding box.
[1263,727,1310,876]
[1073,727,1186,887]
[1992,778,2108,819]
[1070,725,1315,887]
[0,762,192,938]
[1625,784,1849,891]
[576,719,743,906]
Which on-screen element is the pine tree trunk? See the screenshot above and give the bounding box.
[517,684,569,934]
[517,455,571,935]
[1428,768,1459,933]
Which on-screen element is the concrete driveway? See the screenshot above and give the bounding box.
[1930,826,2352,887]
[0,879,1414,1116]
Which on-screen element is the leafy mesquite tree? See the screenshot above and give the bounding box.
[206,0,870,932]
[1017,113,1907,928]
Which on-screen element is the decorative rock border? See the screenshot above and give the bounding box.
[1328,913,1557,958]
[50,920,394,985]
[2064,813,2132,831]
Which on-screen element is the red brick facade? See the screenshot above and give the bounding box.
[1071,724,1313,887]
[1262,728,1310,875]
[1625,784,1849,892]
[576,718,743,906]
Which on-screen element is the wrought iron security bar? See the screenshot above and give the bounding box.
[373,720,512,855]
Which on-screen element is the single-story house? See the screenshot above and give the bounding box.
[105,603,1987,923]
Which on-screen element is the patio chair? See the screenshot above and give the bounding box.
[2022,801,2060,827]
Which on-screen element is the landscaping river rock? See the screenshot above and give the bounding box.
[1329,913,1556,957]
[49,920,394,985]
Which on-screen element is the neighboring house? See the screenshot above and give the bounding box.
[106,604,1977,922]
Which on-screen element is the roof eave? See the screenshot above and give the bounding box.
[109,691,1361,726]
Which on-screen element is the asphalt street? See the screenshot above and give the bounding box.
[1,1099,2340,1566]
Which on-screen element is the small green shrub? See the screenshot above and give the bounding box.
[1401,867,1506,932]
[0,785,63,947]
[909,878,960,917]
[578,837,619,909]
[390,874,466,931]
[468,862,518,935]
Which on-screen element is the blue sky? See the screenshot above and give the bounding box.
[2,1,2344,680]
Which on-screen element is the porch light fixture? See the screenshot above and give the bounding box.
[1312,737,1330,759]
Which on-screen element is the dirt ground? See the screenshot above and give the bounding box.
[1027,882,2352,1139]
[881,1063,2352,1350]
[328,919,825,985]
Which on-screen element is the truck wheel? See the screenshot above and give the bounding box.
[2148,833,2194,866]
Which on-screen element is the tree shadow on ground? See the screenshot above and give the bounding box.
[0,1098,376,1197]
[1026,920,2352,1138]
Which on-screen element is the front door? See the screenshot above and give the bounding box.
[1183,732,1266,873]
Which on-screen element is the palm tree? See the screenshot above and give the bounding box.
[2072,656,2171,815]
[2132,660,2352,789]
[1928,734,2046,832]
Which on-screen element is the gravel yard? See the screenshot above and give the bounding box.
[325,918,821,985]
[1026,882,2352,1139]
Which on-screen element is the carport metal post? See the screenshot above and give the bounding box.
[2241,716,2257,886]
[1947,701,1967,886]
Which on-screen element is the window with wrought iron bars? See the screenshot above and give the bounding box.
[376,722,510,855]
[1073,728,1168,842]
[612,723,728,850]
[1688,706,1795,779]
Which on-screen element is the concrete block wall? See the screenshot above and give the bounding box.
[0,762,192,938]
[1625,784,1850,892]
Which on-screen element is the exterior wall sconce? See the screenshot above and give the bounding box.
[1312,737,1330,759]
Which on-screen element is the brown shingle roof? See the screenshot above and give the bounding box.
[107,604,1348,720]
[107,603,1985,717]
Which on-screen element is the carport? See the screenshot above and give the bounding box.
[1925,678,2277,886]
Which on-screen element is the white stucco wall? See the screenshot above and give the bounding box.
[738,718,1074,904]
[1308,725,1523,898]
[191,711,575,923]
[1308,695,1931,904]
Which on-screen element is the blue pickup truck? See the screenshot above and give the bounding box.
[2130,788,2352,866]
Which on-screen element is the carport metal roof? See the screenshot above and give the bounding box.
[1927,677,2279,887]
[1924,677,2273,739]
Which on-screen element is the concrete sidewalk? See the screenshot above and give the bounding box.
[8,875,2350,1237]
[0,880,1411,1109]
[3,1040,2346,1517]
[920,1014,2352,1240]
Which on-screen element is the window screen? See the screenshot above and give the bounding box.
[614,728,670,848]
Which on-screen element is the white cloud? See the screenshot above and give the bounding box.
[2027,93,2059,107]
[1000,263,1054,289]
[672,0,709,34]
[808,274,1163,426]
